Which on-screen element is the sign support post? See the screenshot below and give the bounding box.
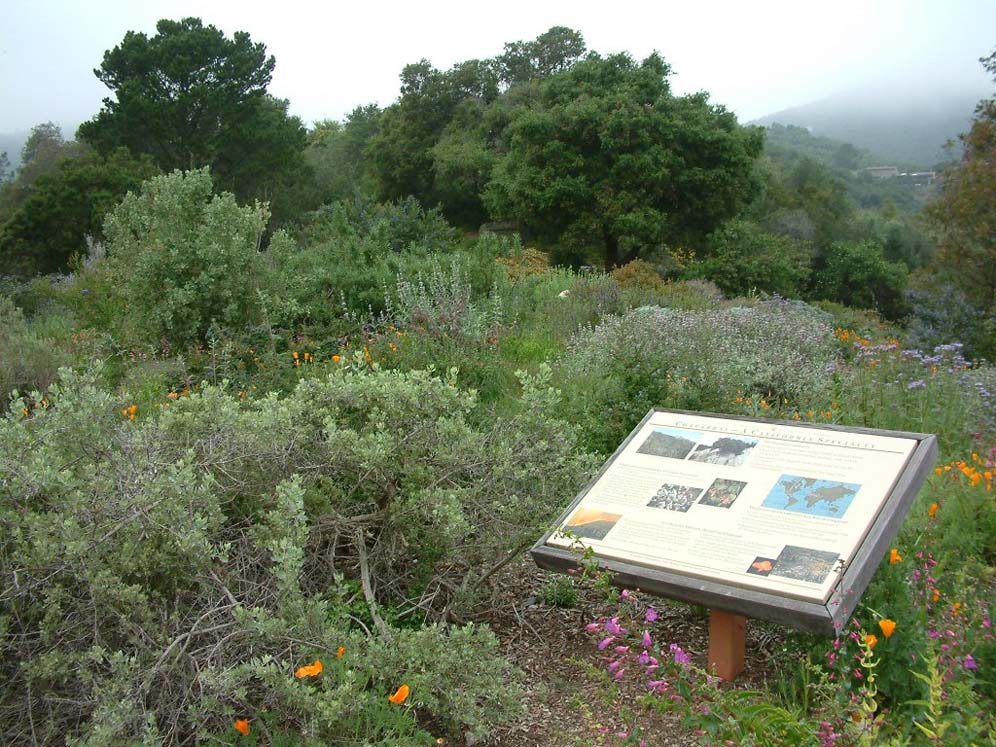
[708,609,746,681]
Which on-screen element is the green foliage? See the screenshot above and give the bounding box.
[497,26,587,85]
[688,219,812,298]
[99,168,271,346]
[305,105,382,202]
[0,362,592,744]
[271,197,463,324]
[485,52,764,268]
[0,297,70,409]
[77,17,309,212]
[926,49,996,319]
[815,240,909,320]
[560,300,837,452]
[369,56,500,223]
[0,147,159,275]
[538,575,578,608]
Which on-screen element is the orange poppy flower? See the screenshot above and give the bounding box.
[388,684,410,704]
[888,548,902,564]
[751,560,773,573]
[928,502,938,517]
[295,659,323,678]
[332,354,341,363]
[932,589,940,603]
[864,634,878,649]
[337,645,345,658]
[878,619,896,638]
[234,719,250,736]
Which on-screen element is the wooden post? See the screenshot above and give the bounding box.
[708,609,746,681]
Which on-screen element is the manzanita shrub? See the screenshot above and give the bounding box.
[0,362,594,745]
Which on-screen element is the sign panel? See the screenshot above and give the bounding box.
[533,409,937,632]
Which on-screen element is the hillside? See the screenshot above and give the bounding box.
[753,83,984,168]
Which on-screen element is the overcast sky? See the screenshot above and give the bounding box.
[2,0,993,136]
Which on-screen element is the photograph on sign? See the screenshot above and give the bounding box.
[546,410,921,603]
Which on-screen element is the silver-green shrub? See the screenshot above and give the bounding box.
[0,363,592,745]
[560,299,838,451]
[101,168,271,347]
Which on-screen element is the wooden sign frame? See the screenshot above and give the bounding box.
[531,408,938,634]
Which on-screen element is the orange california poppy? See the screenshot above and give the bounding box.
[388,684,410,704]
[864,634,878,649]
[337,645,345,658]
[332,354,341,363]
[751,560,773,573]
[932,589,941,603]
[234,719,250,736]
[888,548,902,564]
[928,502,938,517]
[294,659,323,678]
[878,619,896,638]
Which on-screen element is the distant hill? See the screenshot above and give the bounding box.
[753,84,986,168]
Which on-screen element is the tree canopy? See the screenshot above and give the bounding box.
[484,53,764,268]
[77,18,307,207]
[0,148,159,276]
[928,48,996,312]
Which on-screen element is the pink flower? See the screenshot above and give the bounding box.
[641,630,653,648]
[614,646,630,654]
[638,650,651,665]
[605,617,625,635]
[598,636,615,650]
[621,589,630,599]
[965,654,978,670]
[585,622,601,632]
[645,607,658,623]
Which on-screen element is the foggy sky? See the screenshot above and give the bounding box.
[1,0,993,136]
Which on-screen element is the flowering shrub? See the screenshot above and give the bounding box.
[0,363,592,744]
[560,299,838,451]
[834,337,989,454]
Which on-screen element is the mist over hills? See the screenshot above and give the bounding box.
[0,131,28,172]
[752,82,987,168]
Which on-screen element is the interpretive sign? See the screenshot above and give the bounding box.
[532,409,937,636]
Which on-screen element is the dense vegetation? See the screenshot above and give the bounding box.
[0,18,994,747]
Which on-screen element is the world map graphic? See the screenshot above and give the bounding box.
[761,474,861,519]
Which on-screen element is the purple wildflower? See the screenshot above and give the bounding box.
[598,636,615,650]
[965,654,978,670]
[670,643,691,665]
[641,630,653,648]
[645,607,658,623]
